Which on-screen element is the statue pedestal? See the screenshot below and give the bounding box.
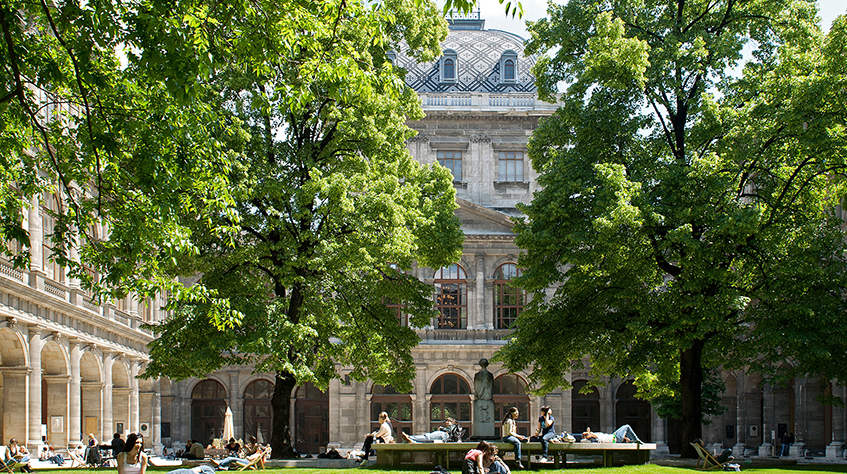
[473,400,496,439]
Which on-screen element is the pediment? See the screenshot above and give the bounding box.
[455,197,516,235]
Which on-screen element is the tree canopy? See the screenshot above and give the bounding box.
[495,0,847,455]
[138,0,464,457]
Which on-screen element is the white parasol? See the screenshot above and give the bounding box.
[222,406,234,441]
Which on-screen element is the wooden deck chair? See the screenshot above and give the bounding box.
[234,447,271,471]
[67,450,87,468]
[0,447,26,474]
[691,442,730,471]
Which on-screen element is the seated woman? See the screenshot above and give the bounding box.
[483,445,511,474]
[117,433,148,474]
[501,407,527,469]
[693,438,734,463]
[581,424,643,443]
[359,411,394,464]
[8,439,33,473]
[401,417,461,443]
[535,406,557,462]
[47,446,65,466]
[463,441,494,474]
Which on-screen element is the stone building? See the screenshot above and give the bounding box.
[1,10,844,462]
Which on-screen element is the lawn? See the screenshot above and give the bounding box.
[34,465,847,474]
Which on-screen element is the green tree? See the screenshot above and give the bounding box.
[495,0,847,456]
[140,0,463,458]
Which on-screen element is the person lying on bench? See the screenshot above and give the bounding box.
[401,417,463,443]
[581,425,643,443]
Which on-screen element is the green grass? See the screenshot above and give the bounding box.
[37,466,847,474]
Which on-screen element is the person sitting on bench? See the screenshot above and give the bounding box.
[581,425,643,443]
[401,417,463,443]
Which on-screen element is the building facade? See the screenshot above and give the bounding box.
[1,11,844,462]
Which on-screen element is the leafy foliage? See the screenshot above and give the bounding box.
[495,0,847,454]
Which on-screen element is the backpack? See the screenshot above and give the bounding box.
[431,465,450,474]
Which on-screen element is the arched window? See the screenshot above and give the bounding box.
[500,51,518,84]
[191,379,227,445]
[294,382,329,455]
[430,374,471,433]
[243,379,273,443]
[571,380,600,433]
[504,59,515,81]
[440,49,458,83]
[616,381,651,442]
[494,263,525,329]
[493,374,530,436]
[434,265,468,329]
[371,384,413,437]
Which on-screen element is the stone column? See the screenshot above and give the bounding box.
[1,367,31,446]
[651,410,669,457]
[44,374,70,447]
[760,384,775,457]
[733,373,746,457]
[131,361,140,434]
[28,328,44,448]
[791,379,807,457]
[103,354,114,438]
[28,195,42,274]
[152,379,163,455]
[69,342,82,445]
[475,254,485,331]
[827,382,845,459]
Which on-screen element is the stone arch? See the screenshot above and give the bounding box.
[425,367,474,391]
[615,380,651,442]
[293,382,327,455]
[191,379,228,445]
[0,327,27,366]
[41,339,69,446]
[79,349,103,441]
[429,372,472,434]
[243,378,274,444]
[493,373,530,436]
[571,379,601,434]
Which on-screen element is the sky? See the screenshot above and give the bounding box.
[475,0,846,40]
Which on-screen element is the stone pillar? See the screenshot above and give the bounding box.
[69,343,82,445]
[1,367,31,445]
[733,373,746,457]
[130,362,140,434]
[228,371,239,438]
[760,384,775,457]
[791,379,807,457]
[652,411,669,458]
[472,359,495,439]
[28,195,42,273]
[475,254,485,331]
[28,328,43,448]
[152,379,163,455]
[827,382,845,459]
[103,354,114,439]
[44,374,70,447]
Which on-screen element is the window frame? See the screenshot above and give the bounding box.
[433,264,468,329]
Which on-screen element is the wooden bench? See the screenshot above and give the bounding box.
[374,441,657,469]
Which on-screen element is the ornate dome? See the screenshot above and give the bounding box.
[394,20,538,94]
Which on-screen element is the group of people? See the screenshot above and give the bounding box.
[366,404,644,470]
[1,438,34,473]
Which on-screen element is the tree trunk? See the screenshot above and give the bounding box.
[270,371,298,459]
[679,339,704,458]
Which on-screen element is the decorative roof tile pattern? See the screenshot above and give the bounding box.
[396,28,538,93]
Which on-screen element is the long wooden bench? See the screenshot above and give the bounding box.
[374,441,657,469]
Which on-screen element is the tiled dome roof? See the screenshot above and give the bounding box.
[395,27,538,93]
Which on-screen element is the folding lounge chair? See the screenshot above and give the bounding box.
[0,447,26,474]
[691,442,731,471]
[233,447,272,471]
[67,450,87,468]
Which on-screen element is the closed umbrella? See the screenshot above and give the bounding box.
[222,407,235,441]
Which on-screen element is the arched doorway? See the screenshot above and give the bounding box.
[615,381,651,442]
[493,374,530,436]
[571,380,600,434]
[294,382,328,455]
[191,379,227,445]
[243,379,273,444]
[371,384,412,437]
[429,374,471,434]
